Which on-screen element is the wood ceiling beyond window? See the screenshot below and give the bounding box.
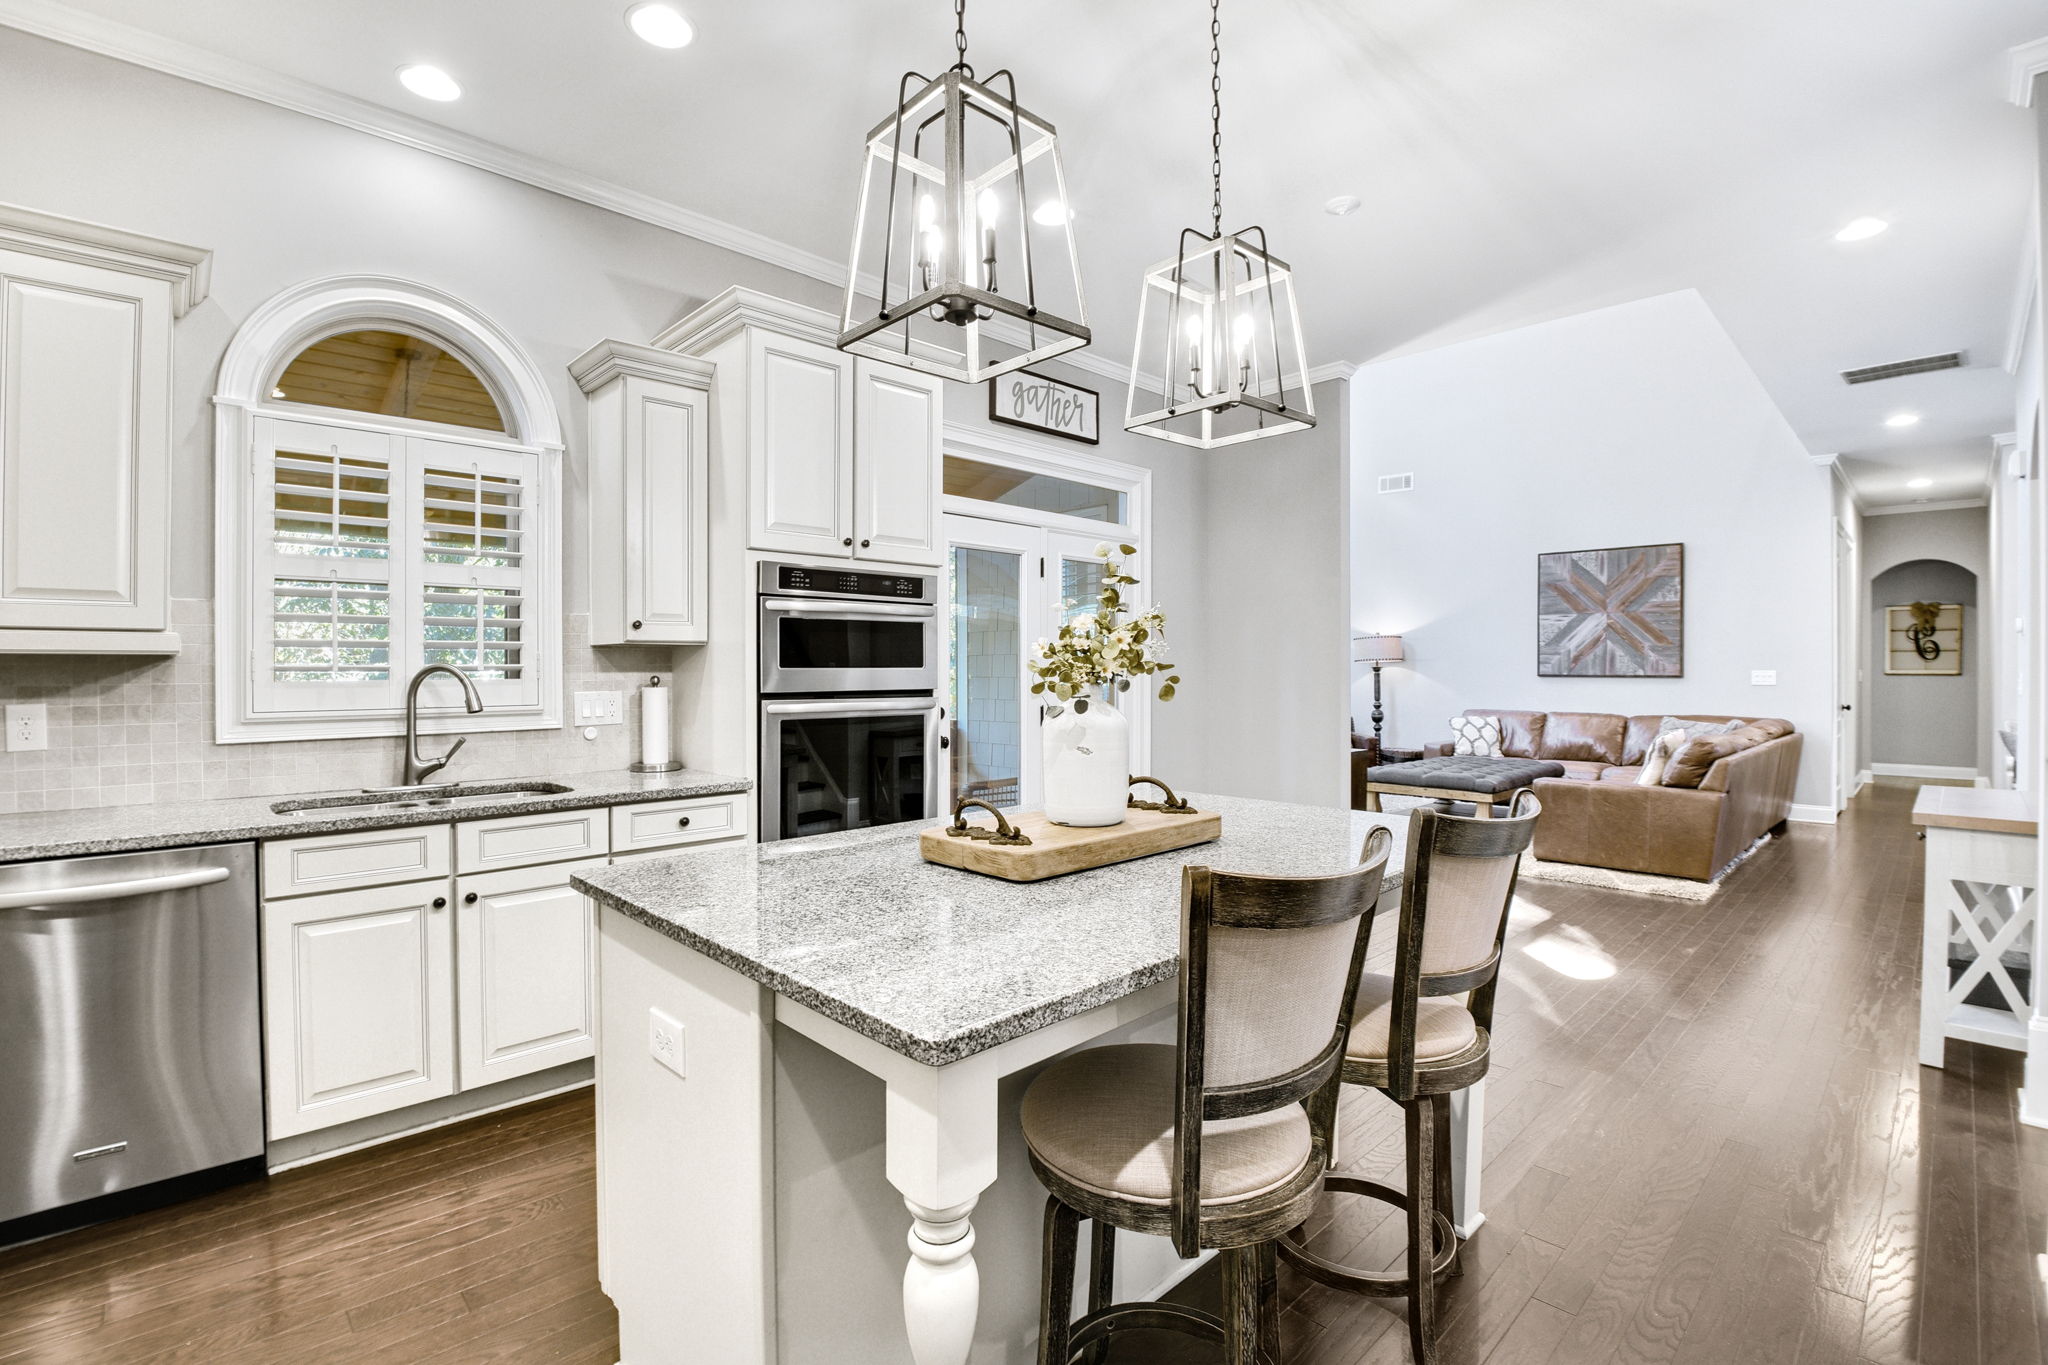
[274,330,506,433]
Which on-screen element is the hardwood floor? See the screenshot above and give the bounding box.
[0,778,2039,1363]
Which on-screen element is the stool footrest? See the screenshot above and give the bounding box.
[1278,1174,1458,1297]
[1063,1300,1225,1361]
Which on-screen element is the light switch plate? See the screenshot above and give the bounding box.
[1750,670,1777,686]
[649,1007,685,1079]
[5,703,46,752]
[574,691,624,725]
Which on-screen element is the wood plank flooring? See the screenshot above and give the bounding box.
[0,778,2040,1363]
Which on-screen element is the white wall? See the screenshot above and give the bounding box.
[1859,506,1992,777]
[1867,560,1978,770]
[1349,289,1837,813]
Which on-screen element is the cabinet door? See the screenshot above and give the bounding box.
[262,881,456,1139]
[746,330,853,557]
[621,374,708,644]
[0,250,170,630]
[455,858,602,1089]
[853,361,944,566]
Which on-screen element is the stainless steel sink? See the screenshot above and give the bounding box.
[270,780,573,816]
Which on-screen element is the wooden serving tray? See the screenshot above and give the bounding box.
[920,807,1222,882]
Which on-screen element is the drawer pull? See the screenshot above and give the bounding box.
[677,816,692,828]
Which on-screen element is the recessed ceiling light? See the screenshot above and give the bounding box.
[1907,477,1933,489]
[397,64,462,101]
[1834,217,1889,243]
[1031,201,1073,227]
[1885,412,1922,428]
[1325,195,1363,217]
[626,3,694,49]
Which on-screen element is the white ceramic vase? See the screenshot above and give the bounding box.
[1042,688,1129,826]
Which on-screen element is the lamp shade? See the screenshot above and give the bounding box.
[1352,634,1405,664]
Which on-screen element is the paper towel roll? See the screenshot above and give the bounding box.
[639,678,672,768]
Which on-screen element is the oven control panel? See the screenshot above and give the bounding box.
[762,561,933,603]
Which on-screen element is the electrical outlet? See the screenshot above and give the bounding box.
[574,691,624,725]
[1750,670,1777,686]
[5,704,46,752]
[649,1007,686,1079]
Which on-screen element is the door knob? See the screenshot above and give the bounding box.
[1840,703,1852,711]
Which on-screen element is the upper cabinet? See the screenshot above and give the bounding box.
[572,341,714,646]
[0,204,209,654]
[655,288,944,568]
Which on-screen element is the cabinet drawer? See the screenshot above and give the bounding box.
[609,794,750,855]
[457,807,611,874]
[263,824,452,899]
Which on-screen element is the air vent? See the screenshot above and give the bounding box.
[1377,473,1415,494]
[1840,352,1965,385]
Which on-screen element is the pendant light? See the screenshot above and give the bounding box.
[1125,0,1315,448]
[838,0,1091,383]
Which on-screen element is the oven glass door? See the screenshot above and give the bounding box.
[761,698,943,841]
[760,599,937,694]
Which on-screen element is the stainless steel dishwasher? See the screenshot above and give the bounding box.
[0,842,264,1243]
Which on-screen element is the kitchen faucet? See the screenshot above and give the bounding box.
[404,664,484,786]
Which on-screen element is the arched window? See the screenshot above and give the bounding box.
[214,277,562,742]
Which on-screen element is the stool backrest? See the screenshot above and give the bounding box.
[1384,790,1540,1099]
[1169,825,1394,1255]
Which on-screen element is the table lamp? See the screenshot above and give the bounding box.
[1352,634,1406,744]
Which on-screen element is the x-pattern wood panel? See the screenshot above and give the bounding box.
[1537,542,1683,677]
[1947,878,2035,1017]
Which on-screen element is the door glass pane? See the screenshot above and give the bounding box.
[774,714,929,837]
[1058,556,1107,625]
[949,547,1023,808]
[944,456,1125,523]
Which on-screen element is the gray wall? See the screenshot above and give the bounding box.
[1868,561,1978,770]
[1349,289,1837,811]
[1858,507,1991,778]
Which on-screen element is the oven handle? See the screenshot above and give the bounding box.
[763,696,943,719]
[762,599,936,620]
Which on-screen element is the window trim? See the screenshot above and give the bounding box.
[215,276,563,744]
[939,421,1149,542]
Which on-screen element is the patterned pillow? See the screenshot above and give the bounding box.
[1658,716,1742,746]
[1636,729,1687,786]
[1448,715,1504,758]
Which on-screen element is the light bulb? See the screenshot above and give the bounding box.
[1232,312,1254,353]
[977,189,1000,227]
[1032,201,1072,227]
[917,195,937,227]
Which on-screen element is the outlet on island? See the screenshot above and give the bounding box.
[649,1007,686,1079]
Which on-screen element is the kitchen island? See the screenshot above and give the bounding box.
[574,793,1486,1365]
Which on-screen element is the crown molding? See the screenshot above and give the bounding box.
[1309,360,1360,384]
[1862,497,1989,517]
[2009,36,2048,106]
[653,286,840,355]
[0,197,210,315]
[0,0,846,288]
[568,338,715,394]
[1807,451,1840,467]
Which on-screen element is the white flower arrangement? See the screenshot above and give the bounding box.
[1028,543,1179,715]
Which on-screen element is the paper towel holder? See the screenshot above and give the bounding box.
[630,673,685,773]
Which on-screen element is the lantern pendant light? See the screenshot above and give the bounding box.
[838,0,1091,383]
[1125,0,1315,448]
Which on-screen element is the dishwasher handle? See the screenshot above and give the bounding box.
[0,865,233,911]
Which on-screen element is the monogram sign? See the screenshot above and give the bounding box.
[988,369,1100,444]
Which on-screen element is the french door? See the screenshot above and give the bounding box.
[944,514,1144,811]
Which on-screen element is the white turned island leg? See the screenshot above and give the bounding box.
[903,1197,981,1364]
[1448,1080,1484,1238]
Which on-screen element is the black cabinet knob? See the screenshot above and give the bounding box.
[842,537,854,547]
[432,896,447,909]
[631,619,643,630]
[860,539,871,548]
[939,735,950,749]
[677,816,692,828]
[463,892,479,905]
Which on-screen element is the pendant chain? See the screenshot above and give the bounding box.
[1209,0,1223,238]
[954,0,969,71]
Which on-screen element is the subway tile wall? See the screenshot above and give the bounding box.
[0,599,673,815]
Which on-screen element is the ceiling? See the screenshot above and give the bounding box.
[9,0,2041,509]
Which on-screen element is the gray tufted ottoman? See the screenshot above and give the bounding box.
[1363,756,1566,818]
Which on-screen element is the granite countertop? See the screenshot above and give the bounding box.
[574,793,1411,1067]
[0,767,753,864]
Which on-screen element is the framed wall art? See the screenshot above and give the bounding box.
[987,368,1100,444]
[1537,542,1684,677]
[1885,602,1962,676]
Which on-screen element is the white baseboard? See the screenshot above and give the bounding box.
[266,1062,593,1172]
[1870,763,1983,782]
[1856,768,1873,791]
[1788,804,1837,825]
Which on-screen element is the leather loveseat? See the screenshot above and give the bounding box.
[1423,710,1802,881]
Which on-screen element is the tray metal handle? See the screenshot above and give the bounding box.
[946,797,1033,846]
[1128,776,1196,814]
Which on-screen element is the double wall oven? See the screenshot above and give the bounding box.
[758,561,944,842]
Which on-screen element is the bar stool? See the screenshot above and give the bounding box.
[1021,827,1396,1365]
[1280,790,1540,1365]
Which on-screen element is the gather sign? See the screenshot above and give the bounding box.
[987,369,1100,444]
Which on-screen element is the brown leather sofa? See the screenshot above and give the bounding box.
[1422,710,1802,881]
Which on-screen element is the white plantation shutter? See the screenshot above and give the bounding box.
[411,441,540,707]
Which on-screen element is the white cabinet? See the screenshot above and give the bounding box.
[456,857,604,1088]
[0,205,207,653]
[609,791,750,856]
[654,288,944,568]
[262,879,457,1140]
[572,341,713,646]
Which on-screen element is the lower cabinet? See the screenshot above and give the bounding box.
[261,879,457,1140]
[455,857,604,1090]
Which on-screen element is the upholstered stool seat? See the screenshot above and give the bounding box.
[1022,1045,1314,1206]
[1346,975,1479,1064]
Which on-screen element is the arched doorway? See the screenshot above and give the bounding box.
[1869,558,1977,776]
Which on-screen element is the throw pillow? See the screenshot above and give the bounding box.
[1636,729,1687,786]
[1661,733,1752,789]
[1448,715,1504,758]
[1658,716,1743,746]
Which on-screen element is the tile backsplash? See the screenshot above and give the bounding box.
[0,599,675,815]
